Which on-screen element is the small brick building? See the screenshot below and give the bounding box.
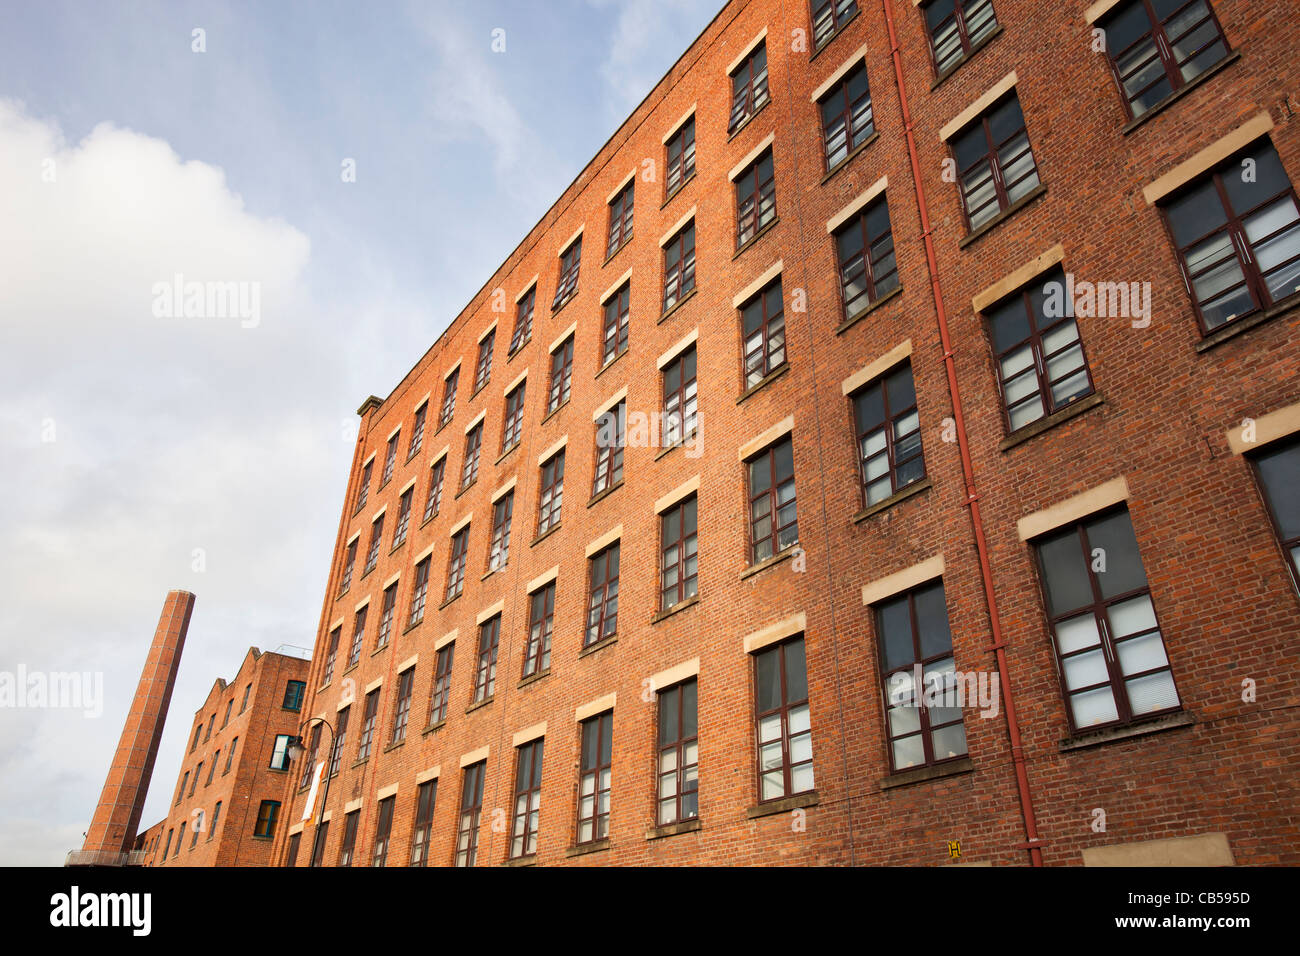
[268,0,1300,867]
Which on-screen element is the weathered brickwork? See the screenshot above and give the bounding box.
[268,0,1300,867]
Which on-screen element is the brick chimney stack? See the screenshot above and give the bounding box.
[81,590,195,858]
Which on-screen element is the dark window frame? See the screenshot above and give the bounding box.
[547,336,575,413]
[585,542,620,647]
[950,91,1040,232]
[601,283,631,367]
[446,527,469,602]
[923,0,999,76]
[391,667,414,743]
[502,381,526,454]
[746,436,799,564]
[474,330,495,393]
[522,582,554,678]
[473,615,500,703]
[553,237,583,312]
[665,116,696,200]
[607,180,635,258]
[659,495,699,612]
[429,643,455,724]
[488,491,513,573]
[440,369,459,427]
[410,779,437,867]
[357,689,379,762]
[455,761,485,867]
[812,0,859,49]
[728,41,770,133]
[592,401,625,497]
[461,420,483,490]
[753,637,814,802]
[850,361,926,508]
[510,286,535,354]
[662,221,696,312]
[576,711,613,845]
[409,556,430,626]
[741,278,786,389]
[656,679,699,826]
[538,450,565,535]
[833,195,899,322]
[511,739,545,859]
[819,60,874,171]
[735,149,777,248]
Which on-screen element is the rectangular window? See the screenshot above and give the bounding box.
[741,278,786,389]
[191,722,203,752]
[820,60,874,171]
[607,180,634,258]
[309,821,328,867]
[207,802,221,841]
[253,800,280,839]
[322,627,341,685]
[206,754,218,785]
[391,668,414,743]
[523,582,554,678]
[393,488,413,548]
[666,116,696,199]
[224,738,236,774]
[1160,141,1300,332]
[812,0,858,48]
[377,583,397,649]
[338,810,359,866]
[986,268,1095,432]
[728,41,770,133]
[364,514,383,574]
[834,194,899,322]
[547,336,574,413]
[330,707,349,778]
[538,450,565,534]
[241,683,250,713]
[925,0,998,76]
[553,237,582,311]
[510,287,535,354]
[511,739,544,859]
[851,361,925,507]
[474,331,494,392]
[347,606,367,669]
[1252,437,1300,593]
[951,91,1040,231]
[381,430,400,486]
[409,402,427,460]
[445,527,469,602]
[190,813,202,848]
[735,149,776,247]
[205,714,214,742]
[409,556,430,626]
[656,679,699,826]
[372,796,395,867]
[747,436,798,564]
[221,698,233,728]
[282,680,306,711]
[662,221,696,312]
[1034,507,1180,732]
[585,542,620,647]
[593,402,625,496]
[440,369,459,427]
[455,761,485,867]
[601,283,630,367]
[175,823,185,854]
[423,458,446,523]
[298,725,320,789]
[473,615,500,703]
[410,779,437,866]
[875,580,968,772]
[488,492,513,572]
[662,346,698,445]
[190,763,201,794]
[284,831,300,867]
[270,734,292,770]
[461,421,483,490]
[429,643,455,724]
[502,381,526,454]
[355,459,373,513]
[357,689,379,761]
[660,495,699,611]
[754,637,814,801]
[338,538,358,594]
[162,829,173,859]
[176,772,188,805]
[577,711,613,844]
[1100,0,1230,120]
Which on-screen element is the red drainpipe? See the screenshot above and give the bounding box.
[878,0,1044,866]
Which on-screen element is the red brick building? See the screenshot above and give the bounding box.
[140,647,310,867]
[270,0,1300,867]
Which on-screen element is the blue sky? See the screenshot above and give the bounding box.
[0,0,720,865]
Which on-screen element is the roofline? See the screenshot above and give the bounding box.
[359,0,744,417]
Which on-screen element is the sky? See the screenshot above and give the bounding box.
[0,0,721,867]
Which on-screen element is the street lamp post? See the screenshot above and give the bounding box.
[286,716,335,868]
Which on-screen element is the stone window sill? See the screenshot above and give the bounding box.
[727,99,770,143]
[820,131,879,187]
[495,443,519,467]
[578,635,617,659]
[1194,293,1300,354]
[383,738,405,754]
[878,756,974,790]
[422,719,446,736]
[502,854,537,867]
[732,216,780,260]
[999,393,1104,453]
[540,398,570,426]
[401,617,423,636]
[651,595,699,624]
[958,184,1048,250]
[437,593,461,612]
[531,522,562,548]
[737,362,790,405]
[1121,52,1241,136]
[747,790,818,819]
[518,668,551,689]
[594,348,627,380]
[465,696,494,715]
[852,477,932,523]
[588,479,624,508]
[654,430,698,462]
[739,546,797,580]
[658,286,698,325]
[661,170,697,210]
[836,284,903,336]
[1059,711,1195,752]
[602,235,631,269]
[565,839,611,858]
[645,818,702,840]
[454,478,477,500]
[551,288,579,317]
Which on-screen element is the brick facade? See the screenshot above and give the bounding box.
[141,648,309,867]
[269,0,1300,867]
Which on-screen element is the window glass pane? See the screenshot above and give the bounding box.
[1125,671,1180,715]
[1071,685,1120,728]
[1085,510,1148,599]
[877,596,914,670]
[1108,594,1158,638]
[756,647,780,711]
[1256,440,1300,539]
[785,639,807,701]
[1116,632,1170,675]
[1037,528,1093,616]
[930,722,967,762]
[914,582,952,659]
[1165,181,1228,245]
[683,680,697,737]
[1063,649,1108,691]
[1055,612,1101,655]
[1224,144,1292,212]
[989,298,1030,352]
